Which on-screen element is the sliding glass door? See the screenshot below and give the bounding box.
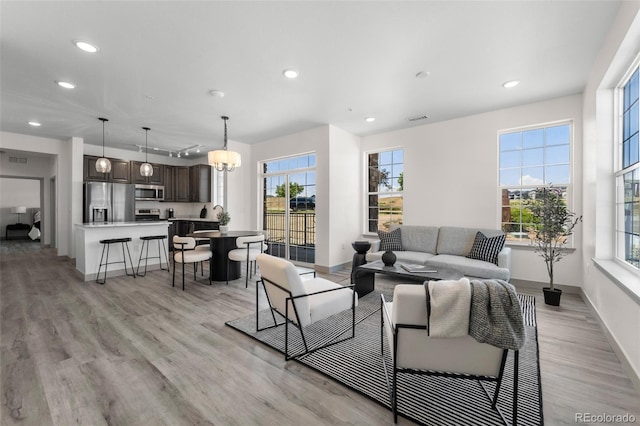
[261,154,316,264]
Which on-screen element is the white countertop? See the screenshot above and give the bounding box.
[168,217,219,222]
[75,221,170,228]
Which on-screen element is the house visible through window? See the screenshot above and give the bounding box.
[367,149,403,232]
[499,122,572,243]
[616,67,640,268]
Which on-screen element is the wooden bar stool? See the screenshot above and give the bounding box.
[96,237,136,284]
[136,235,170,277]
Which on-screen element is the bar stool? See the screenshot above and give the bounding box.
[136,235,170,277]
[96,237,136,284]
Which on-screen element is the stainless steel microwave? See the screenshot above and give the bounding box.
[135,184,164,201]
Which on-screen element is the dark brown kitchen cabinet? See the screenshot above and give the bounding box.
[174,166,190,202]
[131,161,164,185]
[83,156,130,183]
[110,159,131,183]
[189,164,211,202]
[163,165,175,201]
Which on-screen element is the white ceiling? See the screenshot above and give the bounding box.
[0,1,621,159]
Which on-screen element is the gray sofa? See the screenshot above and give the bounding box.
[367,225,511,281]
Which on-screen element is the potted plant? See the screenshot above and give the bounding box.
[217,210,231,233]
[529,187,582,306]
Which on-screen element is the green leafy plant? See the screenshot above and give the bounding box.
[217,210,231,226]
[529,187,582,291]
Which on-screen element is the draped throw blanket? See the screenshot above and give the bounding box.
[424,278,471,338]
[469,279,525,350]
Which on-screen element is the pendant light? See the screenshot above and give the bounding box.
[208,116,241,172]
[140,127,153,177]
[95,117,112,174]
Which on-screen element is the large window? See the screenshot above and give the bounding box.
[616,67,640,268]
[367,149,403,232]
[499,122,572,243]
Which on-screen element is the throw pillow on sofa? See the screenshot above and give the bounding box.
[466,231,505,265]
[378,228,403,251]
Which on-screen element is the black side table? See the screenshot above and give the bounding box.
[6,223,31,240]
[351,240,371,284]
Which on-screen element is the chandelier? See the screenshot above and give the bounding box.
[95,117,111,173]
[208,116,241,172]
[140,127,153,177]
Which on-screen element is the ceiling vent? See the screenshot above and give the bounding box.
[9,156,28,164]
[408,115,428,122]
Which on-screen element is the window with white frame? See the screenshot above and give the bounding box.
[367,149,403,232]
[499,122,572,243]
[616,67,640,269]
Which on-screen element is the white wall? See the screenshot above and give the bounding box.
[581,1,640,387]
[226,139,252,231]
[362,94,584,287]
[328,125,362,268]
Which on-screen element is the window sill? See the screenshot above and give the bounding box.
[505,242,577,252]
[592,259,640,304]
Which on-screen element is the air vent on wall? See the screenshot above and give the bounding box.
[9,156,28,164]
[408,115,428,122]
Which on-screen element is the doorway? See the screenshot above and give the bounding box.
[261,154,316,264]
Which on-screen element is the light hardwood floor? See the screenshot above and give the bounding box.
[1,241,639,425]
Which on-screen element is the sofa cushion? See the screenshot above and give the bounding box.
[436,226,505,256]
[378,228,403,251]
[426,254,510,281]
[391,225,439,253]
[466,232,506,265]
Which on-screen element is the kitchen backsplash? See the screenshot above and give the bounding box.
[135,201,220,220]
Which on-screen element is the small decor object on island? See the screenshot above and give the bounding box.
[217,210,230,233]
[529,186,582,306]
[382,250,396,267]
[200,204,207,219]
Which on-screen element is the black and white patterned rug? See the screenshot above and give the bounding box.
[226,291,543,426]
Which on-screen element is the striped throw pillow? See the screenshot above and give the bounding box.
[378,228,403,252]
[466,232,505,265]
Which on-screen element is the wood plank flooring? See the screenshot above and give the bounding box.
[1,241,639,425]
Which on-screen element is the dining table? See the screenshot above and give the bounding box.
[187,230,261,282]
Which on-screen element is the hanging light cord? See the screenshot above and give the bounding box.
[222,116,229,150]
[99,117,108,157]
[143,127,150,161]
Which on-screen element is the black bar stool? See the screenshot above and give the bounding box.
[136,235,170,277]
[96,237,136,284]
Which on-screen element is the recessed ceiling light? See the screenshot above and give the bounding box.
[365,117,376,123]
[209,89,225,98]
[56,81,76,89]
[283,69,299,79]
[73,40,99,53]
[502,80,520,88]
[28,121,41,127]
[415,71,430,79]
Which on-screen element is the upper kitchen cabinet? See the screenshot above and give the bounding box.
[189,164,211,202]
[174,166,190,202]
[163,165,175,201]
[83,156,130,183]
[131,161,164,185]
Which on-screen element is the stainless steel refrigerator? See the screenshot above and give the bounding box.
[83,182,135,223]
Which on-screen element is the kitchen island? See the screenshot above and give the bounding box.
[75,221,170,281]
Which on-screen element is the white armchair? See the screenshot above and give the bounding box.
[381,284,519,424]
[256,253,358,360]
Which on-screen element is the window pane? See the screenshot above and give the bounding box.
[522,148,543,167]
[630,102,639,138]
[379,151,393,166]
[500,169,521,186]
[523,129,544,149]
[545,164,570,184]
[546,124,571,146]
[546,144,570,165]
[392,149,404,163]
[500,150,520,169]
[521,167,544,186]
[500,132,520,151]
[630,133,639,167]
